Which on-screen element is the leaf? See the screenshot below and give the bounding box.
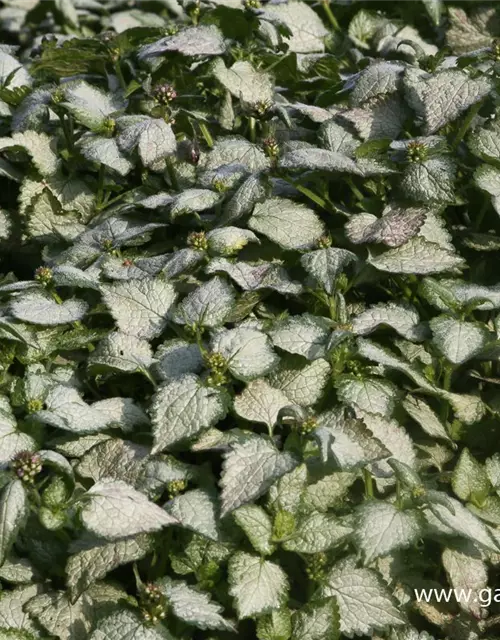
[0,480,28,567]
[62,81,126,130]
[172,276,235,327]
[138,25,226,59]
[66,534,154,600]
[267,464,308,515]
[402,396,451,442]
[446,6,495,53]
[249,197,325,251]
[0,584,43,634]
[345,206,427,248]
[352,302,426,341]
[262,0,329,53]
[402,157,456,204]
[101,279,177,340]
[442,544,488,617]
[207,258,303,295]
[76,438,148,484]
[368,237,464,275]
[201,136,269,173]
[9,292,88,325]
[350,61,404,105]
[206,227,259,255]
[212,59,273,106]
[354,501,422,564]
[24,590,93,640]
[452,448,491,502]
[80,479,177,540]
[430,315,490,364]
[164,488,220,541]
[291,598,340,640]
[117,117,176,168]
[211,327,279,380]
[283,512,352,554]
[269,358,331,406]
[406,69,491,134]
[320,560,405,636]
[269,314,330,361]
[89,609,172,639]
[154,340,203,382]
[0,131,59,176]
[222,173,267,224]
[0,399,36,467]
[233,504,275,556]
[157,577,235,631]
[336,376,399,418]
[228,552,289,619]
[78,134,133,176]
[258,609,292,640]
[151,374,229,452]
[360,412,417,478]
[89,332,154,374]
[300,248,357,295]
[220,436,297,515]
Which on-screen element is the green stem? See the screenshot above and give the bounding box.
[141,367,158,389]
[199,122,214,148]
[165,157,179,191]
[114,60,127,91]
[363,469,374,499]
[440,361,454,424]
[345,177,364,202]
[96,164,105,209]
[321,0,340,31]
[328,295,337,322]
[451,100,483,151]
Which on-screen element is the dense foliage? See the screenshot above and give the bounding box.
[2,1,500,638]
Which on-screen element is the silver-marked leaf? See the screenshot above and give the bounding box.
[206,258,303,295]
[228,552,289,619]
[360,412,417,477]
[442,544,488,618]
[430,315,490,364]
[89,608,173,640]
[291,598,340,640]
[67,534,154,600]
[300,248,357,295]
[345,206,427,248]
[206,227,258,256]
[446,6,495,54]
[89,332,154,374]
[116,117,176,168]
[233,504,275,556]
[270,314,332,360]
[80,479,177,540]
[0,399,36,467]
[350,61,405,105]
[320,560,405,636]
[355,501,422,564]
[302,473,356,514]
[24,590,93,640]
[154,340,203,382]
[315,410,390,470]
[157,577,235,631]
[212,59,273,106]
[165,488,220,541]
[0,584,44,634]
[220,437,297,515]
[369,237,464,275]
[211,327,279,381]
[402,157,456,203]
[262,0,329,53]
[78,134,133,176]
[62,81,126,130]
[234,379,290,429]
[76,438,148,485]
[101,279,176,340]
[451,448,490,503]
[0,131,59,176]
[200,137,269,173]
[170,189,220,218]
[402,396,450,442]
[172,277,235,327]
[138,25,226,59]
[249,197,325,250]
[279,148,393,177]
[151,374,229,452]
[10,292,88,325]
[0,480,28,567]
[269,358,331,406]
[336,376,399,418]
[352,302,426,341]
[222,173,267,224]
[283,513,352,554]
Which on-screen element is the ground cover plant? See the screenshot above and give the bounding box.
[2,0,500,638]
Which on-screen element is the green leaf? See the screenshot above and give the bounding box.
[270,314,332,360]
[430,315,490,364]
[442,543,488,617]
[368,237,464,275]
[451,448,491,503]
[172,277,235,327]
[62,81,126,130]
[10,292,88,325]
[212,59,273,106]
[228,551,289,619]
[24,590,93,640]
[211,327,279,381]
[291,598,340,640]
[352,302,425,341]
[165,488,220,541]
[282,512,352,553]
[269,358,331,406]
[234,504,275,556]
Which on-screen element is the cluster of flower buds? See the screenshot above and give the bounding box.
[254,99,273,117]
[167,479,187,499]
[122,258,134,267]
[306,552,327,582]
[296,416,318,435]
[11,451,42,483]
[141,583,168,625]
[492,40,500,61]
[101,117,116,136]
[204,352,228,387]
[34,266,53,286]
[187,231,208,251]
[243,0,261,8]
[153,83,177,105]
[101,238,114,252]
[406,140,428,164]
[262,136,279,159]
[27,398,43,414]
